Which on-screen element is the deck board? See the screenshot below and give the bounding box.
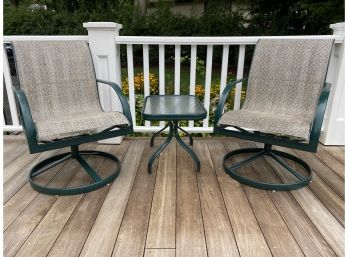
[272,146,344,226]
[79,142,144,257]
[176,144,207,257]
[321,145,345,164]
[47,142,130,257]
[3,144,27,168]
[4,156,81,257]
[146,142,177,248]
[293,149,345,199]
[3,136,345,257]
[4,149,61,203]
[225,142,305,257]
[315,146,345,179]
[194,142,240,257]
[244,142,337,257]
[144,249,175,257]
[260,146,345,256]
[112,143,158,257]
[208,142,272,257]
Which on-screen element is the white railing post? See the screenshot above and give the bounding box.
[83,22,124,144]
[320,22,345,145]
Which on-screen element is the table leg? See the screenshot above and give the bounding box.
[150,122,170,147]
[177,125,193,146]
[173,122,200,172]
[148,122,174,174]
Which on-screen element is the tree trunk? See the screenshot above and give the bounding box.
[134,0,149,16]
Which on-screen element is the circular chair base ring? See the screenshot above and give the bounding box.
[223,147,312,191]
[29,150,120,196]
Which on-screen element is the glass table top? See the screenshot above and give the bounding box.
[142,95,207,121]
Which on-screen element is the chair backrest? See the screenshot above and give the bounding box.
[243,39,333,120]
[12,41,101,122]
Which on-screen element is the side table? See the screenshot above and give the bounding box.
[142,95,207,173]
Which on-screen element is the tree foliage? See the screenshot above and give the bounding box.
[3,0,344,36]
[247,0,344,35]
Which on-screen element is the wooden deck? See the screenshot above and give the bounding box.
[3,135,345,257]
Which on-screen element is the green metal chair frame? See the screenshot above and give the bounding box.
[214,77,332,191]
[12,42,133,195]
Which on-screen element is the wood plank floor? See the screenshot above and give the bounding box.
[3,136,345,257]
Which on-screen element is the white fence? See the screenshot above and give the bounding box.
[3,22,345,145]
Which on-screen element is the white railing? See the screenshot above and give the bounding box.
[3,22,345,145]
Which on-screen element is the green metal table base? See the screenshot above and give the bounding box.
[223,144,312,191]
[148,121,199,174]
[29,145,120,195]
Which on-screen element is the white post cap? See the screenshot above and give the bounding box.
[83,22,123,30]
[330,22,345,35]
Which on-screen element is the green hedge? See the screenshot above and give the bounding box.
[5,0,342,37]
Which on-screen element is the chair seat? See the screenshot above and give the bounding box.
[217,110,312,139]
[35,111,130,142]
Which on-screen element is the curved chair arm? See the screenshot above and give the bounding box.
[96,79,133,126]
[214,78,247,124]
[308,82,332,148]
[13,88,38,150]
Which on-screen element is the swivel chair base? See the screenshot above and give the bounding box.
[223,143,312,191]
[29,145,120,195]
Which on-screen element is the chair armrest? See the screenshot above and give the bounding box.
[13,88,38,146]
[214,78,247,124]
[96,79,133,126]
[309,82,332,144]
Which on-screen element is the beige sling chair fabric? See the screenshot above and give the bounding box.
[217,39,333,139]
[13,41,129,142]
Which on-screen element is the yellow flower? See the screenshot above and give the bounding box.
[122,72,159,95]
[195,84,205,98]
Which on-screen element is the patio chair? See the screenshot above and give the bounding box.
[11,41,133,195]
[214,39,333,190]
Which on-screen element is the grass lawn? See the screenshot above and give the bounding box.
[121,64,231,95]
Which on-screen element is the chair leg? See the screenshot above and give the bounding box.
[76,155,103,182]
[223,144,312,191]
[269,152,307,181]
[29,145,121,196]
[30,153,71,177]
[228,150,264,172]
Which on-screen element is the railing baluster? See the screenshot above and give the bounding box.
[143,44,150,127]
[159,45,165,127]
[126,44,136,126]
[159,45,165,95]
[203,45,213,127]
[220,45,229,95]
[189,45,197,128]
[3,47,20,127]
[234,45,245,110]
[174,45,181,95]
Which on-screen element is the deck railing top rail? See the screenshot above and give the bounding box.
[114,35,344,45]
[4,34,343,44]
